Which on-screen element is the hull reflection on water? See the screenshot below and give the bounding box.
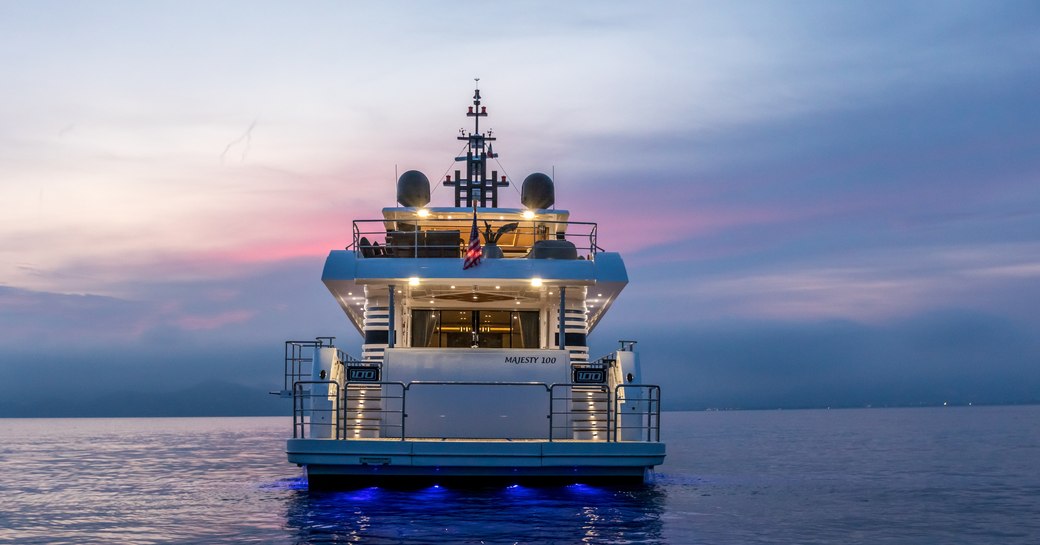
[283,483,667,544]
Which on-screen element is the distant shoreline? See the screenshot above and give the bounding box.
[3,401,1038,419]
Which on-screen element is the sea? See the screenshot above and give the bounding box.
[1,406,1038,544]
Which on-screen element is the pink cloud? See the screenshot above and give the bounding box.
[174,310,256,331]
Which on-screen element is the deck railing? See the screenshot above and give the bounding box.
[350,218,599,260]
[549,383,611,441]
[281,340,325,396]
[291,379,661,443]
[612,384,662,442]
[292,380,341,439]
[279,339,360,397]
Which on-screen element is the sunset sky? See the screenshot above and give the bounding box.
[2,1,1038,413]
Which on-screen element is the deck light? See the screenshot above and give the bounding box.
[409,277,420,286]
[450,285,456,289]
[417,208,430,218]
[530,278,543,287]
[495,285,500,289]
[522,210,535,220]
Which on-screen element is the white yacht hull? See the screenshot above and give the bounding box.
[288,438,665,483]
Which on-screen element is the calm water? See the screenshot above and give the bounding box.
[1,406,1038,544]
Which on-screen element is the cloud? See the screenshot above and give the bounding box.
[174,309,256,331]
[1,2,1039,414]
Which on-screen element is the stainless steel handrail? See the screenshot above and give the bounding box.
[351,218,599,260]
[295,379,661,443]
[612,384,662,442]
[341,381,407,440]
[549,383,611,442]
[292,380,340,439]
[282,338,355,394]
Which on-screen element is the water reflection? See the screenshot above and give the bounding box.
[284,482,667,544]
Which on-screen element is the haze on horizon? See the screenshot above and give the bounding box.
[2,1,1039,416]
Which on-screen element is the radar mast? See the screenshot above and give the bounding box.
[443,79,510,207]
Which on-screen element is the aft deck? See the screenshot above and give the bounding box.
[283,345,663,483]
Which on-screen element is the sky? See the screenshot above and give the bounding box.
[1,1,1038,414]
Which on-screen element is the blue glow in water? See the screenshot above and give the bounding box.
[566,483,607,496]
[4,409,1040,544]
[332,486,382,503]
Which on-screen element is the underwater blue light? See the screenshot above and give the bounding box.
[566,483,606,496]
[330,485,384,503]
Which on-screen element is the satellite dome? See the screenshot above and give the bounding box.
[397,170,431,208]
[521,172,554,210]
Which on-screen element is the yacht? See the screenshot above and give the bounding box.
[278,84,664,485]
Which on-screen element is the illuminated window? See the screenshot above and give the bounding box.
[411,310,539,348]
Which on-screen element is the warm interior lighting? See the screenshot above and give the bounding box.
[531,278,543,287]
[522,210,535,220]
[417,208,430,218]
[409,277,420,286]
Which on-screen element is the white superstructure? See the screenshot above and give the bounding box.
[279,85,664,486]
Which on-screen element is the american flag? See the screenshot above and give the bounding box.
[463,205,482,269]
